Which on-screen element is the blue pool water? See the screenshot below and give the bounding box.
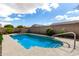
[10,34,63,49]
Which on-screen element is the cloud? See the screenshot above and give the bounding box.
[55,9,79,21]
[0,3,59,26]
[3,17,14,21]
[17,14,22,17]
[0,17,21,26]
[2,17,21,22]
[50,3,59,9]
[39,3,59,11]
[55,15,79,21]
[0,4,16,17]
[0,22,11,27]
[66,16,79,21]
[1,3,59,15]
[55,15,67,20]
[66,9,79,14]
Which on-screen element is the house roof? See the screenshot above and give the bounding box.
[51,20,79,25]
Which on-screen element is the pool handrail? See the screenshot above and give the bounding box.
[53,32,76,49]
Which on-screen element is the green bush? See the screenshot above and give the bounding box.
[5,28,14,34]
[4,25,14,34]
[4,25,14,28]
[16,25,24,28]
[46,29,55,36]
[0,35,3,44]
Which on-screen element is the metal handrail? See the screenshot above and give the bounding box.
[53,32,76,49]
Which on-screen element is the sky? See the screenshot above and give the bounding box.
[0,3,79,27]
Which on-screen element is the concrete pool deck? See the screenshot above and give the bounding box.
[2,35,79,56]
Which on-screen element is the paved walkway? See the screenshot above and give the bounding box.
[2,35,79,56]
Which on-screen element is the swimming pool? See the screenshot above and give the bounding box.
[10,34,63,49]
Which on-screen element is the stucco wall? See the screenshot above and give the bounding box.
[28,26,53,34]
[50,23,79,38]
[28,22,79,39]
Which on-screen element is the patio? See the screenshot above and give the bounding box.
[2,35,79,56]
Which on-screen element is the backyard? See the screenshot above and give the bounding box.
[0,24,78,56]
[0,3,79,56]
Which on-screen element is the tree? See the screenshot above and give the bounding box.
[16,25,24,28]
[4,25,14,28]
[4,25,14,34]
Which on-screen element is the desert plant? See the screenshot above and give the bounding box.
[46,28,55,36]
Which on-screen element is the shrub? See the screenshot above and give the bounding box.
[46,28,55,36]
[4,25,14,28]
[0,35,3,44]
[5,28,14,34]
[16,25,24,28]
[4,25,14,34]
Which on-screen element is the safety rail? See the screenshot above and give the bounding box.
[53,32,76,49]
